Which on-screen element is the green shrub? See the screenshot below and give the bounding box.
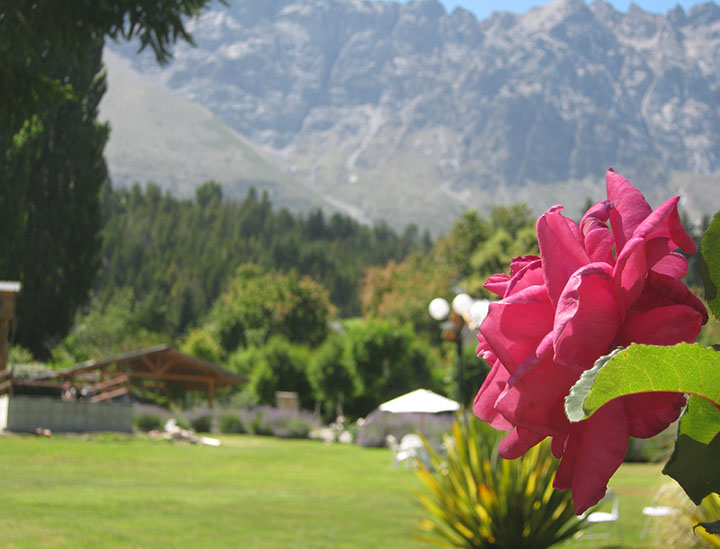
[180,328,224,364]
[624,423,677,463]
[7,345,34,365]
[174,416,192,430]
[219,414,245,434]
[191,415,213,433]
[415,414,587,548]
[247,408,272,436]
[247,406,320,438]
[247,336,314,410]
[134,413,164,432]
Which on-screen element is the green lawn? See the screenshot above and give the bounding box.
[561,463,670,548]
[0,434,426,548]
[0,433,679,548]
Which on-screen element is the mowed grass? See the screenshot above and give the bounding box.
[0,434,426,548]
[560,463,671,548]
[0,433,679,548]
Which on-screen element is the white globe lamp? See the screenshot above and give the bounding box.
[451,293,473,319]
[428,297,450,321]
[470,299,490,327]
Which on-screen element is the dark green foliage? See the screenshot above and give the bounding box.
[190,415,213,433]
[209,264,331,351]
[180,327,224,364]
[133,413,164,432]
[95,185,426,343]
[307,333,356,420]
[1,0,213,357]
[0,42,108,357]
[218,414,245,434]
[1,0,211,139]
[436,204,538,298]
[343,319,442,418]
[247,337,313,410]
[448,340,491,407]
[701,210,720,320]
[625,432,676,463]
[174,416,192,430]
[50,290,166,365]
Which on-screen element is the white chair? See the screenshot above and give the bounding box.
[386,434,415,468]
[579,491,622,545]
[640,484,680,539]
[401,433,430,466]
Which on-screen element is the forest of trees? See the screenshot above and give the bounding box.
[93,182,431,338]
[37,183,543,417]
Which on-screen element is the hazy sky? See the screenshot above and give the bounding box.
[408,1,707,20]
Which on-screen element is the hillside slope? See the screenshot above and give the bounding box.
[105,0,720,232]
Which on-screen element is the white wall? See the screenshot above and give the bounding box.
[0,395,132,433]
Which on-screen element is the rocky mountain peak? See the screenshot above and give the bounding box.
[105,0,720,233]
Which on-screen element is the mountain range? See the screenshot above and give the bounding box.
[101,0,720,233]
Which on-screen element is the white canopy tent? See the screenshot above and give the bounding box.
[379,388,460,414]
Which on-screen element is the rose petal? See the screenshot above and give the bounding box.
[614,196,694,310]
[622,392,686,438]
[551,432,567,459]
[498,427,546,459]
[504,258,544,297]
[484,273,511,297]
[652,252,689,279]
[580,200,615,264]
[484,255,542,297]
[631,271,708,322]
[618,304,705,347]
[537,205,590,306]
[606,169,652,253]
[553,263,621,370]
[479,285,554,373]
[553,399,629,515]
[495,352,577,438]
[509,255,541,277]
[473,359,513,430]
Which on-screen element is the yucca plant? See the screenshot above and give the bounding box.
[694,494,720,548]
[414,414,586,548]
[656,485,720,548]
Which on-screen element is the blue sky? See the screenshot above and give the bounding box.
[418,1,707,20]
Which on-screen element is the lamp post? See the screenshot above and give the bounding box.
[429,293,490,404]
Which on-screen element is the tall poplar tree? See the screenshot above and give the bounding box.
[0,1,213,356]
[1,42,108,355]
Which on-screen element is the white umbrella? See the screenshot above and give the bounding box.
[379,388,460,414]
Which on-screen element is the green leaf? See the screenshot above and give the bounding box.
[701,210,720,321]
[564,343,720,422]
[663,396,720,505]
[563,343,720,505]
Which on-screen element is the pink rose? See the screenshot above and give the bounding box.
[473,169,708,514]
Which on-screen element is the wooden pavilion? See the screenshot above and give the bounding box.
[37,345,244,408]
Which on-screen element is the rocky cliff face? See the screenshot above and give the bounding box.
[109,0,720,232]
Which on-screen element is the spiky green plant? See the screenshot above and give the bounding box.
[694,494,720,548]
[656,485,720,548]
[414,414,586,548]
